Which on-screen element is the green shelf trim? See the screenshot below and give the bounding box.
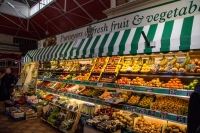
[153,88,169,94]
[176,90,187,96]
[40,78,192,97]
[134,87,147,92]
[82,81,91,85]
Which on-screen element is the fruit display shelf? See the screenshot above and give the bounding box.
[49,102,79,114]
[37,86,188,125]
[38,78,193,98]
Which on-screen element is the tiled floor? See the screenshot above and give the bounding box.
[0,102,62,133]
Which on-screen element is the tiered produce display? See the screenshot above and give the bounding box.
[35,52,200,133]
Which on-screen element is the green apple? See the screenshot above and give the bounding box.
[193,79,199,83]
[184,85,190,90]
[189,83,194,87]
[193,81,198,86]
[191,87,195,90]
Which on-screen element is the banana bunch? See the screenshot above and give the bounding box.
[159,55,168,66]
[138,57,143,66]
[146,56,155,65]
[169,55,178,66]
[180,52,190,68]
[151,56,155,64]
[20,62,33,74]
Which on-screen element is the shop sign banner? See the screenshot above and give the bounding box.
[38,0,200,48]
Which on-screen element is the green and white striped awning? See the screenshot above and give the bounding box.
[24,49,38,63]
[32,41,75,61]
[27,14,200,62]
[69,14,200,58]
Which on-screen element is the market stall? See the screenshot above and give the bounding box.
[34,52,198,133]
[22,1,200,133]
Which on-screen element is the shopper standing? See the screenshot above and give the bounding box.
[1,68,18,100]
[0,70,5,101]
[187,81,200,133]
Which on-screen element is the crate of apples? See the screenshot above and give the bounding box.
[115,77,131,85]
[144,78,162,87]
[128,95,141,105]
[130,77,146,86]
[100,74,116,83]
[89,74,100,82]
[73,73,90,80]
[108,56,121,64]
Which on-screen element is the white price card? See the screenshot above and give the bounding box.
[97,82,104,87]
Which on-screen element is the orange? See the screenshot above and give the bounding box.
[175,86,179,89]
[174,83,178,86]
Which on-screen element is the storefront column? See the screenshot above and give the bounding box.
[111,0,116,8]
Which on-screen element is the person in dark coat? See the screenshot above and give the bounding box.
[187,82,200,133]
[1,68,18,100]
[0,70,5,101]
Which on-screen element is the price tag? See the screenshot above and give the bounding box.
[124,105,136,112]
[103,83,107,87]
[80,80,83,84]
[160,112,168,119]
[89,81,93,86]
[148,110,156,116]
[114,84,119,88]
[97,82,104,87]
[72,80,75,84]
[129,86,135,90]
[177,115,186,123]
[126,66,132,72]
[178,58,185,63]
[146,87,153,92]
[119,85,125,89]
[169,89,177,95]
[138,108,146,114]
[186,91,193,96]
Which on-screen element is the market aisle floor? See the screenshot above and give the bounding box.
[0,102,62,133]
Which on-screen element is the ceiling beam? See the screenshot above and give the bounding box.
[41,13,62,32]
[0,24,34,32]
[46,0,93,23]
[29,21,41,39]
[0,13,26,30]
[99,0,108,9]
[15,19,24,36]
[73,0,94,21]
[54,2,77,28]
[23,0,30,8]
[30,19,46,32]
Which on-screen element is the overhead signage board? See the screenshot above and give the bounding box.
[38,0,200,48]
